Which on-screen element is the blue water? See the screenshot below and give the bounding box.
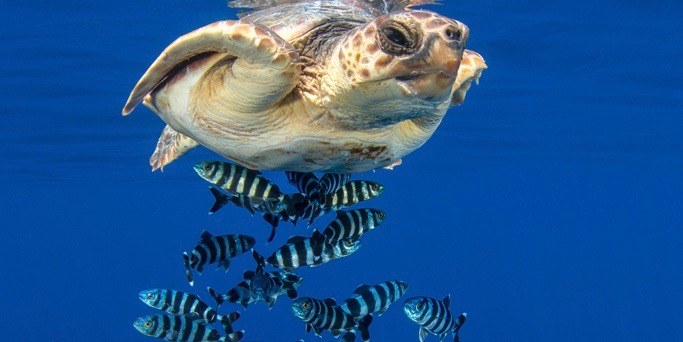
[2,0,682,341]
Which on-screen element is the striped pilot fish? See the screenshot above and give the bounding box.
[267,230,325,270]
[208,270,302,310]
[321,180,384,212]
[312,237,362,267]
[208,251,303,309]
[286,171,321,201]
[139,289,219,323]
[194,161,304,216]
[293,199,327,227]
[295,181,385,227]
[291,297,373,342]
[318,173,352,195]
[133,312,243,342]
[207,187,304,243]
[182,231,255,286]
[322,208,386,245]
[403,295,467,342]
[340,280,409,318]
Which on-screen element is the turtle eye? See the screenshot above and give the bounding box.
[384,27,407,46]
[379,20,420,56]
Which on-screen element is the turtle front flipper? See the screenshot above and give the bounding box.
[450,49,487,107]
[150,125,199,171]
[122,20,302,116]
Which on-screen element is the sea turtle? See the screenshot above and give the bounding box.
[122,0,487,173]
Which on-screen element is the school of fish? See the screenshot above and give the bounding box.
[134,159,468,341]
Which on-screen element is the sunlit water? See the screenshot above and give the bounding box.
[1,1,681,341]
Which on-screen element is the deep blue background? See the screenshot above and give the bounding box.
[1,0,681,341]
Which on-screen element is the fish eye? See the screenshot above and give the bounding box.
[146,293,153,299]
[379,20,420,56]
[203,163,212,171]
[344,240,354,247]
[302,302,309,309]
[370,184,379,191]
[376,211,385,219]
[144,321,151,327]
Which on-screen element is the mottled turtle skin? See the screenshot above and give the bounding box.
[123,0,487,172]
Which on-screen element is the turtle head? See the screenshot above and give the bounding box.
[322,10,473,129]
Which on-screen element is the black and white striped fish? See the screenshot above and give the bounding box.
[208,187,257,215]
[207,187,302,243]
[266,231,324,269]
[291,297,373,342]
[133,312,243,342]
[403,295,467,342]
[294,200,327,227]
[195,161,307,220]
[267,230,325,270]
[294,181,385,227]
[321,180,384,211]
[138,289,218,323]
[312,238,362,267]
[286,171,321,201]
[340,280,409,318]
[194,161,285,204]
[208,251,303,309]
[322,209,386,245]
[182,231,255,286]
[319,173,351,195]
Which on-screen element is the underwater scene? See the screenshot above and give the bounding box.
[2,0,681,341]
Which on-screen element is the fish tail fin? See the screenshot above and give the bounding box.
[220,330,244,342]
[262,213,279,243]
[182,252,194,286]
[252,249,266,268]
[283,193,307,218]
[358,314,373,342]
[454,313,467,342]
[209,187,229,214]
[219,311,240,334]
[341,331,356,342]
[207,286,225,308]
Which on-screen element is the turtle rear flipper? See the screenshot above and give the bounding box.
[149,125,199,171]
[122,20,302,116]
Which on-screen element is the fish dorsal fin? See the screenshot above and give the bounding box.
[199,230,213,243]
[286,236,307,244]
[324,297,337,306]
[443,294,451,307]
[354,284,371,295]
[310,229,324,243]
